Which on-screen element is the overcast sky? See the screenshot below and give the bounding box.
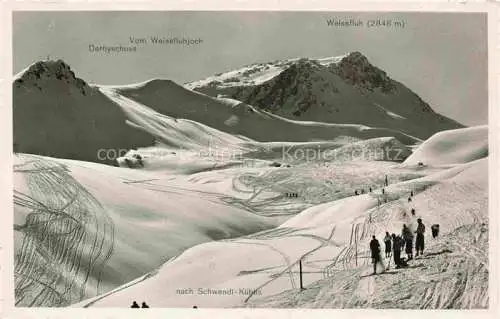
[13,11,488,126]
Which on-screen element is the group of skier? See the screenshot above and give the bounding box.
[370,217,427,274]
[367,185,443,275]
[370,223,441,274]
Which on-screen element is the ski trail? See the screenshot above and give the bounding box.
[14,155,116,307]
[242,225,336,303]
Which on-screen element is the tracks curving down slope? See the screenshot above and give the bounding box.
[14,155,116,307]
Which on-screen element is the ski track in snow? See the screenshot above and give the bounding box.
[73,158,487,309]
[14,155,115,307]
[244,168,488,309]
[16,154,488,309]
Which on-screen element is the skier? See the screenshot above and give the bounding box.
[410,190,414,197]
[131,301,140,308]
[391,234,403,268]
[415,218,426,256]
[408,197,412,202]
[382,188,385,194]
[141,302,150,308]
[355,190,359,196]
[411,208,416,216]
[369,235,383,274]
[385,175,388,186]
[384,232,392,258]
[402,224,414,260]
[369,187,372,193]
[431,224,440,238]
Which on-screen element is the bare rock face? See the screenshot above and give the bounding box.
[230,59,324,116]
[330,51,396,93]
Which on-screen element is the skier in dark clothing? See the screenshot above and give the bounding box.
[415,218,426,256]
[411,208,416,216]
[355,190,359,195]
[384,232,392,258]
[369,236,383,274]
[385,175,388,186]
[391,234,405,268]
[408,197,412,202]
[382,188,385,194]
[402,224,413,260]
[431,224,440,238]
[369,187,372,193]
[141,302,149,308]
[131,301,140,308]
[411,190,414,197]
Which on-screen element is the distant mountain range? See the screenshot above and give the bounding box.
[13,52,464,164]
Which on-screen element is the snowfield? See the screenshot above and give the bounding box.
[13,122,490,309]
[69,138,487,309]
[13,154,275,307]
[403,126,488,166]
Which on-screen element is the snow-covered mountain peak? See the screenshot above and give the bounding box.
[184,54,347,91]
[14,59,88,93]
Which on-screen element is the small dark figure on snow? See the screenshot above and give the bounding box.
[141,302,149,308]
[370,236,383,274]
[384,232,392,258]
[415,218,426,256]
[134,154,144,167]
[382,188,385,194]
[193,306,198,309]
[411,208,416,216]
[431,224,440,238]
[385,175,388,187]
[402,224,413,260]
[369,187,372,193]
[131,301,140,308]
[411,190,414,197]
[355,190,359,195]
[408,197,412,202]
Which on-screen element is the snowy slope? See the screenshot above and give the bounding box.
[100,87,251,151]
[14,59,424,168]
[115,77,420,146]
[403,126,488,166]
[13,153,274,307]
[247,158,488,309]
[73,153,488,309]
[13,60,155,165]
[322,137,412,162]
